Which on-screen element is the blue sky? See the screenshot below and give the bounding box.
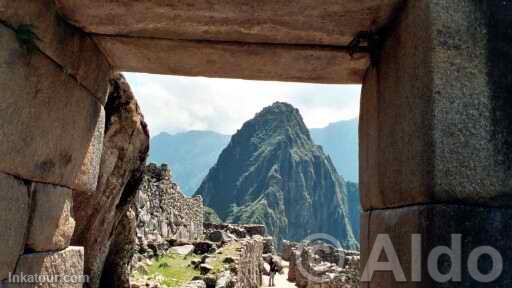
[125,73,361,136]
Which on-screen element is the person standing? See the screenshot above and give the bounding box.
[269,257,278,287]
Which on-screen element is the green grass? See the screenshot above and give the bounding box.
[132,243,242,287]
[209,242,241,274]
[134,253,201,287]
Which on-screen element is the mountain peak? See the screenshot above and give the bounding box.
[233,102,311,149]
[254,102,302,122]
[196,103,358,249]
[262,101,299,113]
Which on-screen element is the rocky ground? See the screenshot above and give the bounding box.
[130,224,268,288]
[112,147,360,288]
[129,226,361,288]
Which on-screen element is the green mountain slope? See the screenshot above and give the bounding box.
[195,102,358,249]
[148,119,359,194]
[345,181,361,240]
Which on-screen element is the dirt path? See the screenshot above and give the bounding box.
[262,262,296,288]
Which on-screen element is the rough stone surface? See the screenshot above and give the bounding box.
[94,36,368,84]
[171,245,195,256]
[73,109,105,194]
[204,223,266,239]
[135,163,204,251]
[231,239,264,288]
[26,183,75,252]
[262,237,275,255]
[287,242,360,288]
[192,241,215,255]
[360,0,512,209]
[244,225,267,238]
[9,247,85,288]
[208,230,234,243]
[71,73,149,288]
[362,205,512,287]
[0,173,30,280]
[55,0,400,46]
[101,206,138,288]
[0,24,104,192]
[215,272,234,288]
[182,280,206,288]
[0,0,112,103]
[282,241,299,262]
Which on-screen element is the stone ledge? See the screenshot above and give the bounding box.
[94,36,368,84]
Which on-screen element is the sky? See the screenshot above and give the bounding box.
[124,73,362,137]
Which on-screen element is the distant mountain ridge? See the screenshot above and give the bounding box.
[195,102,358,249]
[149,130,230,196]
[149,119,358,195]
[310,119,358,182]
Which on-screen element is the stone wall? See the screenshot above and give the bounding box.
[287,242,360,288]
[359,1,512,287]
[204,223,266,239]
[0,0,112,285]
[231,238,264,288]
[71,73,149,288]
[101,206,138,288]
[135,164,204,254]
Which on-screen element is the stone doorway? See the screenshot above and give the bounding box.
[1,0,512,287]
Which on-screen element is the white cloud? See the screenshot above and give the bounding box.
[124,73,361,136]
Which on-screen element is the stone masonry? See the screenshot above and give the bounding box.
[135,164,204,254]
[232,238,264,288]
[0,0,112,285]
[2,1,512,288]
[71,73,149,288]
[359,0,512,287]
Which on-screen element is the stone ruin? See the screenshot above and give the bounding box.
[1,1,512,287]
[131,220,268,288]
[134,163,204,261]
[285,241,360,288]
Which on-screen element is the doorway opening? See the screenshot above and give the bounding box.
[125,72,362,287]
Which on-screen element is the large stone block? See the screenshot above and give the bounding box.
[0,173,30,280]
[0,24,104,192]
[360,0,512,209]
[73,108,105,194]
[26,183,75,252]
[94,36,368,84]
[55,0,401,46]
[71,74,149,288]
[7,246,85,288]
[362,205,512,287]
[0,0,112,103]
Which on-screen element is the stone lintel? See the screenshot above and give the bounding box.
[54,0,402,47]
[95,36,369,84]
